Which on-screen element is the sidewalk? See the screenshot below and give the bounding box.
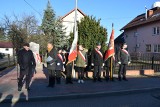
[0,64,160,105]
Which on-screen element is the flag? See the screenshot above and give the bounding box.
[29,42,41,63]
[104,28,115,61]
[67,27,78,63]
[67,0,78,64]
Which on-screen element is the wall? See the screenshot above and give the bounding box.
[62,10,84,37]
[124,21,160,53]
[0,48,13,56]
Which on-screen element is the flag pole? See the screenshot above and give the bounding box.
[72,0,78,78]
[110,23,114,81]
[74,0,78,33]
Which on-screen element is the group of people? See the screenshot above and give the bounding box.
[17,41,131,91]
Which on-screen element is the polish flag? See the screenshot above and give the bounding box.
[67,26,78,64]
[104,28,115,61]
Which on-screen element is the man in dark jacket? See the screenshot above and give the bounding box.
[91,42,104,82]
[55,47,65,84]
[18,43,36,91]
[118,43,131,81]
[46,42,57,87]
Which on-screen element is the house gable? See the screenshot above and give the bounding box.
[61,8,85,20]
[61,8,85,36]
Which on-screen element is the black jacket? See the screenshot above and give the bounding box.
[47,48,57,70]
[91,48,103,66]
[18,49,36,75]
[55,53,65,71]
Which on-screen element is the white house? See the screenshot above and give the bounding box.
[61,8,85,37]
[0,42,14,56]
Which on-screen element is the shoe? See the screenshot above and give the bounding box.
[98,78,102,82]
[106,78,109,82]
[56,77,61,84]
[110,78,115,82]
[69,81,73,84]
[123,78,128,81]
[78,80,81,83]
[81,80,84,83]
[93,78,97,82]
[118,78,121,81]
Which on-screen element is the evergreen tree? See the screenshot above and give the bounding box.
[54,17,68,47]
[41,0,56,43]
[41,0,66,48]
[70,15,108,52]
[0,27,6,41]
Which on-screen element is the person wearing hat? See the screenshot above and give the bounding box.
[17,43,36,91]
[46,42,57,87]
[91,42,104,82]
[117,42,131,81]
[55,47,65,84]
[75,44,88,83]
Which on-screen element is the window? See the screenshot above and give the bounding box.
[5,48,9,51]
[134,32,138,37]
[153,27,156,35]
[154,44,158,52]
[157,27,160,35]
[153,44,160,52]
[146,44,151,52]
[152,27,160,35]
[158,45,160,52]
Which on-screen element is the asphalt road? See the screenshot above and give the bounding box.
[1,91,160,107]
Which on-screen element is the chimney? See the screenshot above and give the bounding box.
[145,6,147,20]
[147,10,154,17]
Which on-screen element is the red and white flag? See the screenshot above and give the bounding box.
[104,28,115,61]
[68,28,78,63]
[67,0,78,64]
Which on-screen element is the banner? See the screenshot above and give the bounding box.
[104,28,115,61]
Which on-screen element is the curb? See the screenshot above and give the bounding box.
[1,87,160,103]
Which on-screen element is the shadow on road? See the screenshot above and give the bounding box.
[0,67,15,78]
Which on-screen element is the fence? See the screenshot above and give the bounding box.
[127,53,160,72]
[0,54,16,69]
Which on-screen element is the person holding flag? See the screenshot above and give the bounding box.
[104,26,115,81]
[75,44,88,83]
[117,42,131,81]
[91,42,104,82]
[55,47,65,84]
[65,0,78,84]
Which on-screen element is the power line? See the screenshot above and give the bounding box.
[101,17,134,20]
[23,0,42,17]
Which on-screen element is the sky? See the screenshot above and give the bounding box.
[0,0,158,41]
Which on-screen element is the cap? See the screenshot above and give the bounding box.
[122,42,127,46]
[96,42,101,46]
[121,42,127,48]
[57,47,62,51]
[78,43,85,47]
